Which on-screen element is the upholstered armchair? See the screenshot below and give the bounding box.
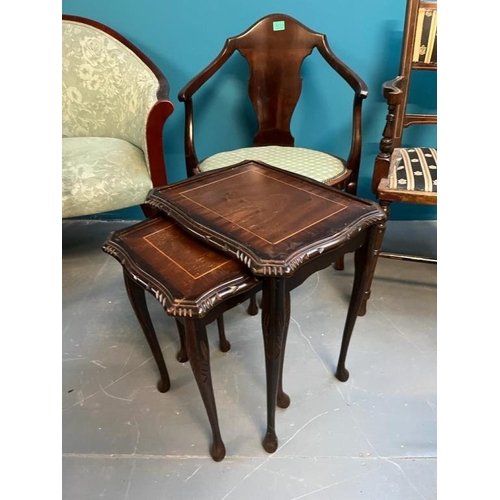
[62,15,174,218]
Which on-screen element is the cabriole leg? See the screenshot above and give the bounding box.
[185,320,226,462]
[123,272,170,393]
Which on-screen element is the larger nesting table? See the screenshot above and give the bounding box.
[146,160,386,453]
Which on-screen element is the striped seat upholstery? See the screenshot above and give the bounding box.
[388,147,437,192]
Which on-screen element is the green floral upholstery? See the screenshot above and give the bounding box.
[199,146,347,184]
[62,137,153,218]
[62,19,162,217]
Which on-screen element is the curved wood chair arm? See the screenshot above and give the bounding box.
[178,40,237,101]
[345,95,365,193]
[179,41,239,176]
[370,77,407,194]
[382,76,406,105]
[147,100,175,186]
[316,38,369,98]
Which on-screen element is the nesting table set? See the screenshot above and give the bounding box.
[103,160,386,461]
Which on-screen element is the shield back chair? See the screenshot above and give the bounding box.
[359,0,437,316]
[178,13,369,274]
[62,15,174,219]
[179,12,368,191]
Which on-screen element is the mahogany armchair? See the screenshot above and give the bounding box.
[178,13,368,197]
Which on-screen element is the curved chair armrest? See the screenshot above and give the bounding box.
[344,94,365,194]
[178,40,239,176]
[382,76,406,105]
[316,37,369,98]
[178,40,236,101]
[146,99,175,187]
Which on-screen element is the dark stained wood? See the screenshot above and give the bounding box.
[62,15,175,205]
[123,272,171,393]
[147,161,385,275]
[103,215,263,461]
[103,217,260,317]
[366,0,437,289]
[178,13,367,194]
[360,0,437,315]
[146,160,386,452]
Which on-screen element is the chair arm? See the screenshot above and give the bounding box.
[146,99,175,187]
[345,94,365,194]
[382,76,406,105]
[316,37,369,98]
[179,40,238,176]
[178,40,236,101]
[370,77,406,194]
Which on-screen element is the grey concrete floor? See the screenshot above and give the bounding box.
[62,219,436,500]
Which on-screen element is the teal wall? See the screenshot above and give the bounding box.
[62,0,437,221]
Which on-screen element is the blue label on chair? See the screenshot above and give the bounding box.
[273,20,285,31]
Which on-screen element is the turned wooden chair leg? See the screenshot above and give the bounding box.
[185,320,226,462]
[123,272,171,393]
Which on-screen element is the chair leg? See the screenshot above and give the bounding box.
[123,272,171,393]
[358,201,389,316]
[185,320,226,461]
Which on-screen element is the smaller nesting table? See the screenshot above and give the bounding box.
[103,215,261,461]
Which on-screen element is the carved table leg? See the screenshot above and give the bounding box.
[175,319,188,363]
[185,320,226,462]
[358,202,388,316]
[177,316,230,360]
[123,272,170,393]
[335,224,381,382]
[247,293,259,316]
[277,289,291,409]
[333,255,345,271]
[216,316,231,352]
[261,277,290,453]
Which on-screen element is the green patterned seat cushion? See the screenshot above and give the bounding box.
[62,137,153,218]
[388,147,437,192]
[199,146,347,184]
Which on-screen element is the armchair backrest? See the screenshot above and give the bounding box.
[179,13,367,179]
[62,16,163,155]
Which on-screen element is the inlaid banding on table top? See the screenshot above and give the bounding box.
[142,224,232,280]
[178,169,348,245]
[102,217,259,318]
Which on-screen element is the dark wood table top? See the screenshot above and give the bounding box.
[102,216,260,318]
[146,161,386,276]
